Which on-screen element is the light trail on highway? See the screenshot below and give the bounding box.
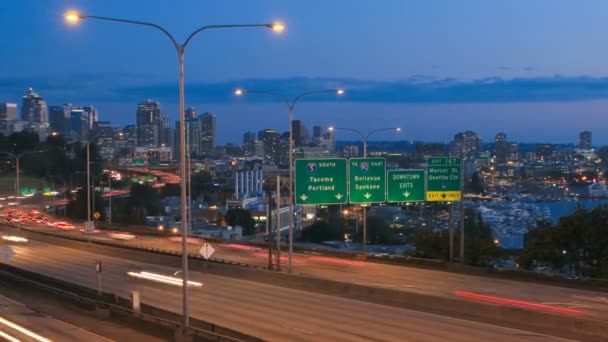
[1,236,581,342]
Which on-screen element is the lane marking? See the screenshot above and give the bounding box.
[0,316,53,342]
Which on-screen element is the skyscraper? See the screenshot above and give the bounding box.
[0,103,17,135]
[185,116,201,156]
[49,104,71,136]
[185,107,197,120]
[70,107,89,141]
[258,129,280,162]
[136,100,163,147]
[292,120,309,147]
[579,131,592,149]
[21,88,47,124]
[200,112,216,157]
[243,131,256,156]
[494,132,509,163]
[451,131,482,156]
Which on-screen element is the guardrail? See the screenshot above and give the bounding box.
[0,263,264,342]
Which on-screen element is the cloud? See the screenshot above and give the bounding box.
[5,74,608,105]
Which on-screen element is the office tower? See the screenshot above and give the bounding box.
[82,106,98,130]
[579,131,592,149]
[70,107,89,141]
[243,131,256,156]
[185,107,197,120]
[258,129,280,162]
[200,112,216,156]
[185,116,201,157]
[451,130,482,156]
[21,88,47,123]
[49,104,71,136]
[0,103,17,135]
[292,120,309,147]
[136,99,162,147]
[494,132,509,163]
[313,125,322,139]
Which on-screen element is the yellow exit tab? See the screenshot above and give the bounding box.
[426,191,461,201]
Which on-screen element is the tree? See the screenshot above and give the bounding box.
[225,207,257,236]
[301,220,343,243]
[190,171,213,199]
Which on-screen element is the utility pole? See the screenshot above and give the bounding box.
[276,175,282,271]
[448,203,454,262]
[459,155,465,263]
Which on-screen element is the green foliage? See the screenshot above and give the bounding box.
[301,220,343,243]
[225,207,257,236]
[521,206,608,277]
[190,171,213,198]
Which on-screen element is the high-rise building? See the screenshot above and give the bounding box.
[70,107,89,141]
[312,126,322,139]
[136,100,163,147]
[185,116,201,157]
[0,103,17,135]
[49,104,71,136]
[21,88,47,124]
[185,107,197,120]
[451,131,482,156]
[292,120,309,147]
[83,106,98,131]
[200,112,216,157]
[579,131,592,149]
[494,132,509,163]
[243,131,256,156]
[258,129,280,162]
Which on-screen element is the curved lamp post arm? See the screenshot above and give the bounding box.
[290,90,343,110]
[83,15,180,52]
[184,24,276,48]
[365,127,401,141]
[236,89,291,110]
[331,127,366,142]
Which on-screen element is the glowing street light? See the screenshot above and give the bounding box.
[235,87,344,273]
[65,9,282,328]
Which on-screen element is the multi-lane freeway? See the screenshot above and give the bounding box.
[6,207,608,323]
[0,234,581,341]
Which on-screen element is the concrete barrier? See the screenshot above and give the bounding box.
[3,224,607,341]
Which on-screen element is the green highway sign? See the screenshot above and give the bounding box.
[295,158,348,205]
[349,158,386,204]
[426,157,461,201]
[387,169,426,203]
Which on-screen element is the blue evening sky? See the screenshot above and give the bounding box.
[2,1,608,145]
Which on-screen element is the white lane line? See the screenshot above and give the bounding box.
[0,330,21,342]
[0,316,53,342]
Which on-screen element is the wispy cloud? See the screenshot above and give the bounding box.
[4,74,608,105]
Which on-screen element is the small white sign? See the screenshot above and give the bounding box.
[0,245,15,263]
[84,221,95,233]
[199,242,215,260]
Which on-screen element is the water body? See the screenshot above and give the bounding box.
[534,199,608,223]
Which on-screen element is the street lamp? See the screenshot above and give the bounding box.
[234,88,344,273]
[1,151,46,200]
[328,126,401,251]
[65,10,283,328]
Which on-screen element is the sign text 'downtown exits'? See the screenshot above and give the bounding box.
[387,169,426,202]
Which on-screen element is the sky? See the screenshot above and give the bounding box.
[2,1,608,145]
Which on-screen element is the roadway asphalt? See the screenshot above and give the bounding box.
[0,293,112,342]
[10,214,608,323]
[1,237,579,341]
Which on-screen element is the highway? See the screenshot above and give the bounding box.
[1,235,579,341]
[0,293,112,342]
[9,210,608,323]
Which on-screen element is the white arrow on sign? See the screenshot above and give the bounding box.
[335,193,343,200]
[299,194,308,201]
[0,245,15,263]
[199,242,215,260]
[364,193,372,199]
[403,191,411,198]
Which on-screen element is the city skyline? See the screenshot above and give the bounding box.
[4,1,608,144]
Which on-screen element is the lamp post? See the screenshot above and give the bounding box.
[234,88,344,273]
[328,126,401,251]
[2,151,45,200]
[65,10,283,328]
